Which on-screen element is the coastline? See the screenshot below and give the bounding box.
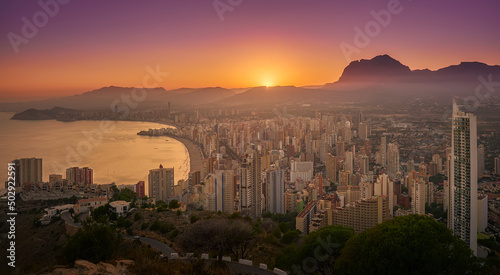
[167,136,205,175]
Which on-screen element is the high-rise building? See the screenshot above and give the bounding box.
[290,161,313,183]
[381,136,387,166]
[148,164,174,202]
[215,170,235,214]
[345,151,354,173]
[241,150,263,218]
[412,179,426,215]
[477,195,488,233]
[477,144,485,176]
[326,153,337,182]
[266,168,285,214]
[449,99,478,255]
[432,154,443,175]
[360,181,373,199]
[136,181,146,198]
[360,155,369,175]
[374,174,394,213]
[359,123,369,140]
[328,196,391,233]
[387,143,400,179]
[12,158,42,188]
[239,160,252,216]
[66,167,93,186]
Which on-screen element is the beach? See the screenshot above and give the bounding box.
[169,136,205,175]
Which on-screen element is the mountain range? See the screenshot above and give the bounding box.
[2,55,499,112]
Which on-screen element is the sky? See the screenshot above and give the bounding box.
[0,0,499,101]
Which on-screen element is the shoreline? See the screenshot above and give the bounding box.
[167,135,205,175]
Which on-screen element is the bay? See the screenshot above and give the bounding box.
[0,112,189,188]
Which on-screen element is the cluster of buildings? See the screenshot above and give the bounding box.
[144,100,490,256]
[7,100,496,257]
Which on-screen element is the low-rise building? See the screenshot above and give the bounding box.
[109,200,131,217]
[75,197,108,214]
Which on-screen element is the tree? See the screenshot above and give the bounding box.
[168,199,180,209]
[334,215,478,275]
[92,204,109,223]
[63,220,122,263]
[177,218,258,262]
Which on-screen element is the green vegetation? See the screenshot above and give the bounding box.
[425,202,447,221]
[276,225,354,273]
[111,186,138,207]
[334,215,477,274]
[178,218,258,262]
[169,199,181,209]
[190,215,199,224]
[63,220,122,263]
[262,211,298,230]
[429,174,447,185]
[134,212,142,221]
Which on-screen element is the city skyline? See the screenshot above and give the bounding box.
[2,1,500,273]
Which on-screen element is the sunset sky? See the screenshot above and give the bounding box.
[0,0,499,101]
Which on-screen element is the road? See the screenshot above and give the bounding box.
[61,210,88,228]
[124,235,177,257]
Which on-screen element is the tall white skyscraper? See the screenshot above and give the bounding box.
[266,168,285,214]
[449,99,478,255]
[148,164,174,202]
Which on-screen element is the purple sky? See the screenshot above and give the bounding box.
[0,0,499,100]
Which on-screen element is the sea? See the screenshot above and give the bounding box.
[0,112,189,187]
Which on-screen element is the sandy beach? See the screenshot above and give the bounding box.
[168,136,205,175]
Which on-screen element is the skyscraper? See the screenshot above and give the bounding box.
[251,150,262,218]
[239,160,252,215]
[449,99,478,255]
[215,170,235,214]
[387,143,400,179]
[148,164,174,202]
[495,157,500,175]
[381,136,387,167]
[266,168,285,214]
[12,158,42,188]
[477,144,485,176]
[66,167,93,186]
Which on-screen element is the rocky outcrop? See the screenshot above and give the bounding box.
[48,259,134,275]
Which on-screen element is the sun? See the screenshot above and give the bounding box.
[262,81,275,88]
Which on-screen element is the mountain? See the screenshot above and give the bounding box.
[11,106,82,120]
[337,54,412,83]
[2,55,499,111]
[0,86,234,112]
[217,86,319,106]
[327,54,500,86]
[321,55,500,103]
[169,87,235,105]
